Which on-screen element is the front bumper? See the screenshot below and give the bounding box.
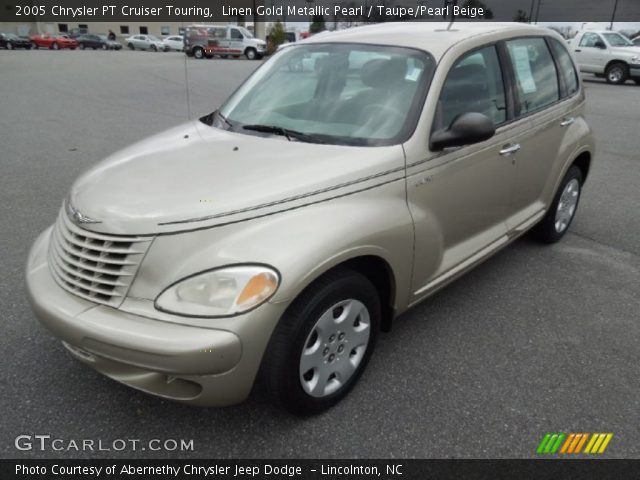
[630,65,640,80]
[26,227,287,406]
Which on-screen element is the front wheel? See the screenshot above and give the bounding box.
[193,47,204,59]
[261,269,380,416]
[128,43,134,50]
[150,44,157,52]
[7,42,13,50]
[605,62,628,84]
[531,165,583,243]
[51,42,59,50]
[79,43,85,50]
[245,48,257,60]
[31,42,38,50]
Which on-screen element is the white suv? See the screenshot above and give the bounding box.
[569,30,640,85]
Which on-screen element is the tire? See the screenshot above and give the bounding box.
[128,43,134,50]
[102,44,108,50]
[92,46,97,50]
[7,42,13,50]
[261,268,380,416]
[634,79,640,85]
[531,165,583,244]
[245,48,257,60]
[79,43,85,50]
[605,62,628,85]
[151,44,157,52]
[31,42,38,50]
[51,42,59,50]
[193,47,204,59]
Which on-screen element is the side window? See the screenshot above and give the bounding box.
[434,45,506,132]
[549,38,579,97]
[506,38,559,115]
[579,33,600,48]
[230,29,243,40]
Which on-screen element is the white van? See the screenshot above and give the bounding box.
[185,24,267,60]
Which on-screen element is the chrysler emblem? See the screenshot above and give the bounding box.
[66,201,101,225]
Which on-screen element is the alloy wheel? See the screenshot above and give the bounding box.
[554,179,580,233]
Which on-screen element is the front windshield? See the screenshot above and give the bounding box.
[216,43,434,146]
[602,33,634,46]
[238,27,253,38]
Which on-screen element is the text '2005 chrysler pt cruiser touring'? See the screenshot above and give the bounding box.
[26,23,595,415]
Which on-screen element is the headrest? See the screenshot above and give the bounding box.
[360,58,407,89]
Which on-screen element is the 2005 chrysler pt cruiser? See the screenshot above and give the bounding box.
[27,23,594,415]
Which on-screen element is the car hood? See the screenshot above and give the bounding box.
[67,121,404,236]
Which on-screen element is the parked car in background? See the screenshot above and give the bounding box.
[184,24,266,60]
[124,34,169,52]
[76,34,108,50]
[97,34,122,50]
[163,35,184,51]
[569,30,640,84]
[0,33,32,49]
[26,23,595,415]
[30,33,78,50]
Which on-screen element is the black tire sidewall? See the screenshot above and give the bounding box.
[264,270,380,415]
[533,165,583,243]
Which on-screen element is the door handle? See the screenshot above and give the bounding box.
[560,117,575,127]
[499,143,521,156]
[575,49,582,52]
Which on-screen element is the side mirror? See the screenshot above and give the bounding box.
[430,112,496,151]
[594,40,606,49]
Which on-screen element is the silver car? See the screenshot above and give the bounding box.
[125,34,168,52]
[26,23,595,415]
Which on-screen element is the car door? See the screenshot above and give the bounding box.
[229,27,244,55]
[574,32,607,73]
[405,45,516,299]
[501,36,572,230]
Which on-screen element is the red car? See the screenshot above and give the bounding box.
[30,34,78,50]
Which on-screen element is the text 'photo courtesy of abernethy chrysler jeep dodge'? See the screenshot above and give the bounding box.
[26,23,595,416]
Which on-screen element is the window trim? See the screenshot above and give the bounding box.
[546,37,581,100]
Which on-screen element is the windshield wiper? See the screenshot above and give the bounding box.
[242,124,326,144]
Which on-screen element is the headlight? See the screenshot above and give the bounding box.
[631,56,640,64]
[155,265,279,317]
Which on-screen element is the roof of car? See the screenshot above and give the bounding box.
[304,22,552,59]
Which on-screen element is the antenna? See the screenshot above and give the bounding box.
[447,0,458,30]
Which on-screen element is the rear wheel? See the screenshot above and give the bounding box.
[31,42,38,50]
[261,268,380,416]
[532,165,583,243]
[605,62,628,84]
[51,42,59,50]
[151,44,157,52]
[79,43,85,50]
[102,44,108,50]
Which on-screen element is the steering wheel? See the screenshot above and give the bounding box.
[358,103,405,134]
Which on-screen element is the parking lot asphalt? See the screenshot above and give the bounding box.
[0,50,639,459]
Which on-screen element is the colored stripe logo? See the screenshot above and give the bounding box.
[537,433,613,454]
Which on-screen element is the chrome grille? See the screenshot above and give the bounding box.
[48,208,152,307]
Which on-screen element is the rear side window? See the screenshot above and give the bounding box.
[434,45,506,131]
[549,38,579,97]
[506,38,559,115]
